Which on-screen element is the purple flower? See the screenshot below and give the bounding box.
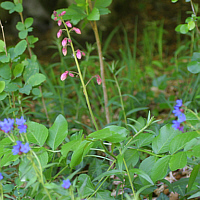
[172,107,182,117]
[16,116,26,126]
[18,124,27,133]
[16,116,27,133]
[0,172,3,180]
[172,120,181,130]
[12,141,30,155]
[176,99,182,108]
[177,113,186,123]
[0,118,14,133]
[62,179,71,189]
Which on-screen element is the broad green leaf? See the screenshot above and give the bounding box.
[188,21,195,30]
[4,83,18,92]
[95,0,112,8]
[16,22,24,31]
[78,174,95,197]
[124,149,139,168]
[27,121,48,146]
[129,168,154,185]
[0,150,18,167]
[134,133,155,148]
[187,164,200,193]
[0,81,5,93]
[187,61,200,74]
[87,7,100,20]
[19,30,28,39]
[188,192,200,199]
[14,40,27,57]
[151,156,171,183]
[0,52,10,63]
[103,125,129,143]
[13,63,24,77]
[190,144,200,157]
[87,128,112,140]
[171,0,178,2]
[93,170,125,182]
[180,24,189,34]
[0,1,15,10]
[152,124,181,154]
[96,190,115,200]
[25,17,33,28]
[19,84,32,95]
[14,3,23,12]
[27,73,46,86]
[0,91,7,100]
[169,131,199,154]
[169,151,187,171]
[0,40,5,52]
[46,114,68,150]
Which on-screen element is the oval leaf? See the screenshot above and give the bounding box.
[14,40,27,57]
[0,81,5,93]
[27,73,46,86]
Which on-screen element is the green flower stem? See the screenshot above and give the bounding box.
[0,182,3,200]
[30,150,52,200]
[87,160,116,200]
[123,156,136,199]
[63,21,98,131]
[113,73,127,127]
[135,148,164,157]
[100,141,117,160]
[52,165,69,180]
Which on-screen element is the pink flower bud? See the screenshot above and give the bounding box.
[62,38,68,47]
[54,17,57,21]
[61,71,69,81]
[58,20,62,26]
[62,47,67,56]
[53,11,57,17]
[57,29,62,38]
[66,21,72,28]
[73,27,81,34]
[69,73,74,77]
[76,49,82,59]
[58,14,61,17]
[96,75,102,85]
[61,11,66,16]
[82,51,85,56]
[68,39,71,43]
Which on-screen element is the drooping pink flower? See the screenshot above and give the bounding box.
[66,21,72,28]
[76,49,82,59]
[62,38,68,47]
[62,47,67,56]
[82,51,85,56]
[61,71,69,81]
[58,20,62,26]
[96,75,102,85]
[58,14,61,17]
[57,29,62,38]
[54,17,57,21]
[69,73,74,77]
[61,11,66,16]
[53,11,57,17]
[68,39,71,43]
[73,27,81,34]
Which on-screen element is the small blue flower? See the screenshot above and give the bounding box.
[16,116,26,126]
[62,179,71,189]
[12,141,30,155]
[0,118,14,133]
[0,172,3,180]
[172,107,182,117]
[176,99,182,108]
[172,120,181,130]
[18,124,27,133]
[177,113,186,123]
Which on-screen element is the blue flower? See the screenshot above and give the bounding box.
[172,107,182,117]
[12,141,30,155]
[172,120,181,130]
[16,116,27,133]
[177,113,186,123]
[0,172,3,180]
[0,118,14,133]
[62,179,71,189]
[176,99,182,108]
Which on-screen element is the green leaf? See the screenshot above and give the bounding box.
[27,73,46,86]
[187,61,200,74]
[13,63,24,77]
[180,24,189,34]
[0,91,7,100]
[188,192,200,199]
[19,84,32,95]
[117,154,124,172]
[0,2,15,10]
[0,40,5,52]
[14,40,27,57]
[87,128,112,140]
[103,125,128,143]
[124,149,139,168]
[169,151,187,171]
[0,52,10,63]
[0,81,5,93]
[188,21,195,30]
[169,131,199,154]
[25,17,33,28]
[87,7,100,20]
[27,121,48,146]
[78,174,95,197]
[96,190,115,200]
[151,156,171,183]
[16,22,24,31]
[129,168,154,185]
[187,164,200,193]
[19,30,28,39]
[4,83,19,92]
[14,3,23,12]
[171,0,178,2]
[46,114,68,150]
[133,133,155,148]
[0,150,18,167]
[95,0,112,8]
[152,124,181,154]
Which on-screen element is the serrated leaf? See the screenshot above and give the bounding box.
[14,40,27,57]
[46,114,68,150]
[27,73,46,86]
[169,152,187,171]
[0,81,5,93]
[87,7,100,20]
[151,156,171,183]
[27,121,48,146]
[152,124,181,154]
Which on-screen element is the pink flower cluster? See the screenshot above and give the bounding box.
[53,10,84,59]
[60,71,74,81]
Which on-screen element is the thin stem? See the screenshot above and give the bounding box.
[113,74,127,127]
[63,21,99,130]
[0,20,7,56]
[0,181,4,200]
[190,0,200,35]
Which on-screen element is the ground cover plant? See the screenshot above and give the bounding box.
[0,0,200,199]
